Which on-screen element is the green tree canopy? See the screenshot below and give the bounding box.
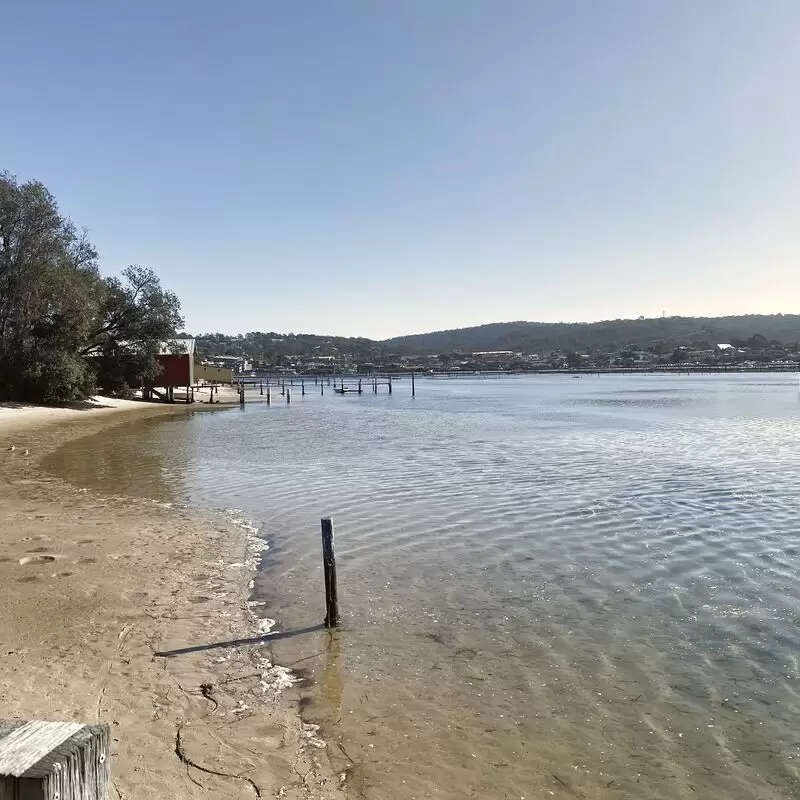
[0,171,182,403]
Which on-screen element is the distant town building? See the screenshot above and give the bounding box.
[471,351,518,361]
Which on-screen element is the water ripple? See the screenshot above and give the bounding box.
[44,373,800,799]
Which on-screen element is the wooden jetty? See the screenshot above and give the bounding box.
[232,372,413,398]
[0,720,110,799]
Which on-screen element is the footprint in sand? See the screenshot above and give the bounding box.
[18,555,56,565]
[16,575,41,583]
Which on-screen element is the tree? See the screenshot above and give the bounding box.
[0,172,101,402]
[671,348,688,364]
[0,171,182,402]
[88,266,184,394]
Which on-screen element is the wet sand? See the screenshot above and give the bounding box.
[0,397,345,799]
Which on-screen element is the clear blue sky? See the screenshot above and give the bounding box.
[2,1,799,339]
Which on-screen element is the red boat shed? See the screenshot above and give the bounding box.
[155,338,196,386]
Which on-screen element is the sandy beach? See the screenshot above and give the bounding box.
[0,395,345,799]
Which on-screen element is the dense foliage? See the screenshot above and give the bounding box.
[194,331,383,364]
[0,172,183,403]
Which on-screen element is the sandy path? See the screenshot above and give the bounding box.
[0,400,345,799]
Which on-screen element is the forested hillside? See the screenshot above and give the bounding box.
[382,316,800,354]
[196,314,800,362]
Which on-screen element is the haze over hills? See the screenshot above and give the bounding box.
[194,314,800,362]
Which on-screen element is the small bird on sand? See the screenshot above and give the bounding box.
[23,450,29,456]
[7,445,15,452]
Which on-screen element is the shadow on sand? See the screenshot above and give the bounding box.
[153,623,326,658]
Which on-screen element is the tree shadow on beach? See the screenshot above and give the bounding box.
[0,399,120,411]
[153,623,326,658]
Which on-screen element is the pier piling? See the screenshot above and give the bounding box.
[286,389,291,404]
[321,518,339,627]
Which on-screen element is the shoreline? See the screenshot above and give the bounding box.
[0,399,345,799]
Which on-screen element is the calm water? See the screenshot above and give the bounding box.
[45,375,800,798]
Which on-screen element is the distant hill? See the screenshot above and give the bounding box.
[383,315,800,354]
[192,314,800,363]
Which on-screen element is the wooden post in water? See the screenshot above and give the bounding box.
[266,387,271,405]
[239,387,245,406]
[286,389,291,404]
[260,382,263,395]
[411,371,416,397]
[301,380,305,396]
[388,374,392,394]
[373,376,377,393]
[358,379,362,394]
[320,518,339,627]
[281,382,285,397]
[321,382,324,396]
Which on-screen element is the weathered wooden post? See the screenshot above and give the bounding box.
[281,382,285,397]
[321,382,324,396]
[286,389,291,404]
[266,387,271,404]
[320,518,339,627]
[239,388,245,406]
[301,380,305,396]
[373,376,377,393]
[388,374,392,394]
[260,382,263,395]
[358,378,362,394]
[411,371,416,397]
[0,720,110,800]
